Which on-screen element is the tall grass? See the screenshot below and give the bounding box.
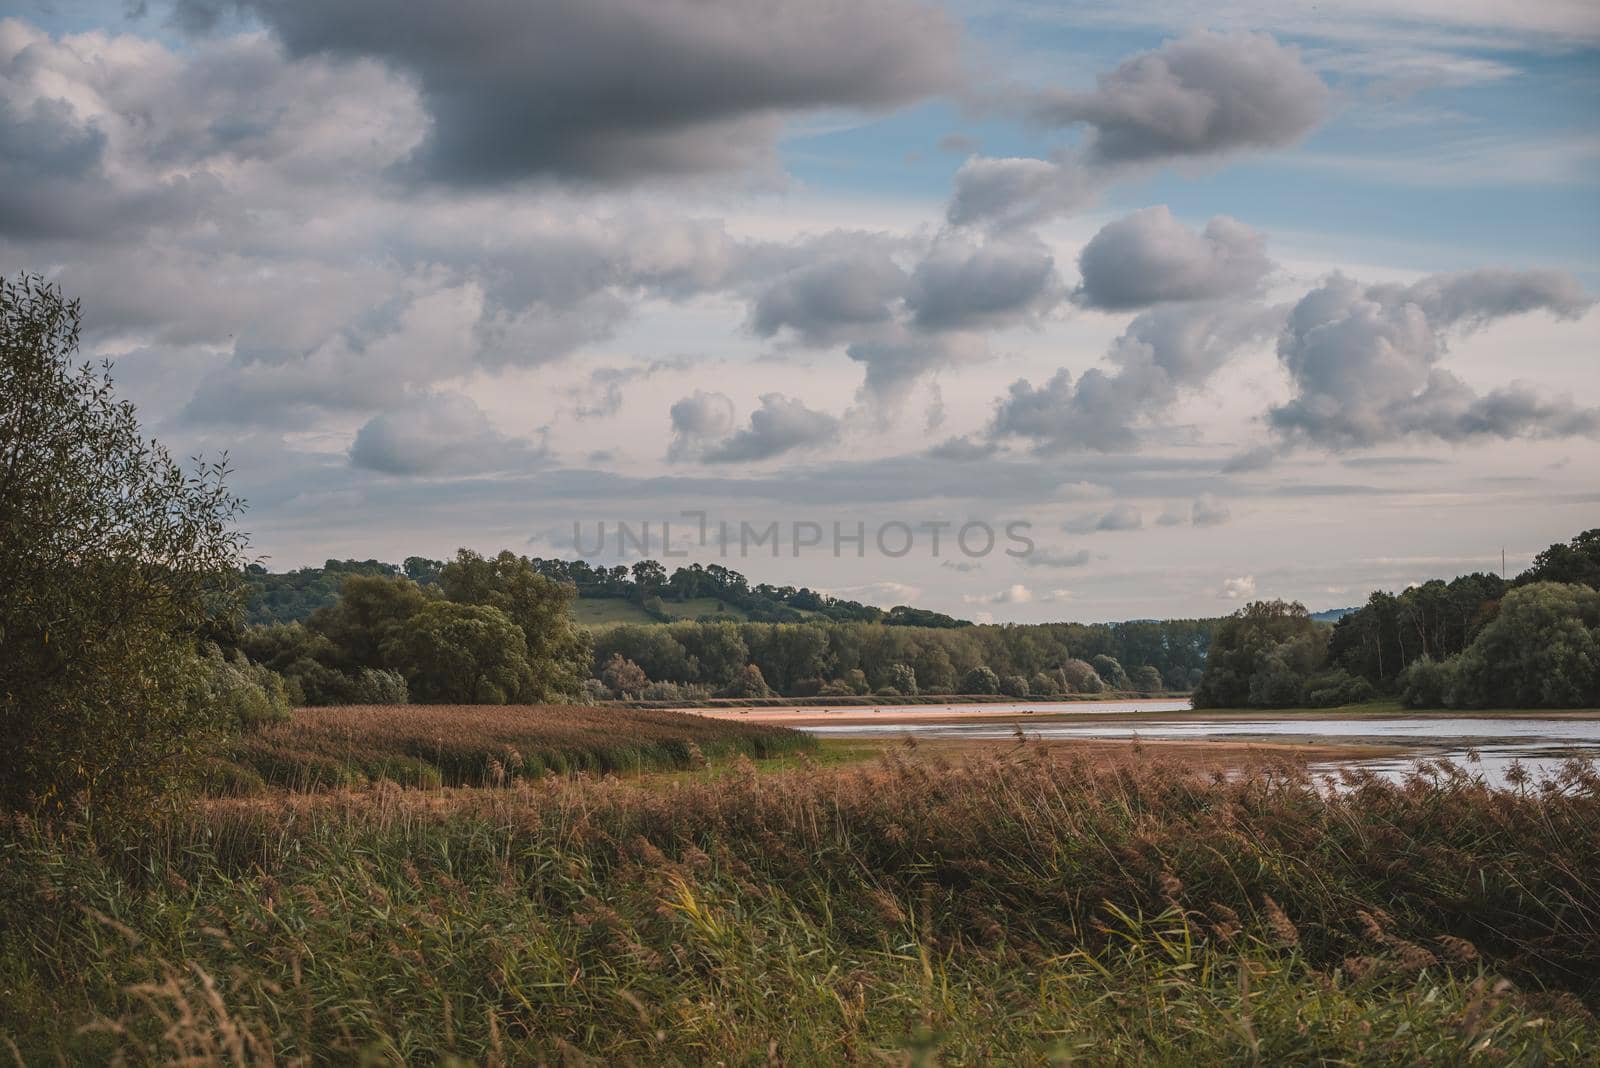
[2,752,1597,1064]
[207,703,817,793]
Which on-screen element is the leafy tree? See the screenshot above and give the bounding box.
[1518,529,1600,589]
[1029,671,1061,696]
[1060,659,1103,693]
[1192,601,1324,709]
[999,673,1030,698]
[383,601,533,704]
[963,666,1000,695]
[1448,582,1600,708]
[1092,655,1129,691]
[889,663,918,696]
[308,574,431,671]
[1,275,247,816]
[439,550,590,700]
[600,654,648,698]
[1130,665,1165,693]
[189,644,292,732]
[719,664,771,699]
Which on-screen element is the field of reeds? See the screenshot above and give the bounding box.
[205,703,818,793]
[3,746,1598,1064]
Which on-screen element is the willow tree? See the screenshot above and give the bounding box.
[0,275,246,816]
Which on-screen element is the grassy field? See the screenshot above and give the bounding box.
[572,596,752,630]
[3,744,1597,1064]
[208,704,817,794]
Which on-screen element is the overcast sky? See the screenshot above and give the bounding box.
[5,0,1598,621]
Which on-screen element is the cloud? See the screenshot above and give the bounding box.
[1020,546,1092,569]
[348,391,543,475]
[907,233,1064,330]
[568,360,682,419]
[750,235,908,345]
[1191,494,1232,527]
[1073,207,1273,310]
[1067,503,1143,533]
[965,583,1033,605]
[666,390,738,460]
[1271,269,1597,449]
[989,300,1284,452]
[670,393,840,463]
[927,435,1000,461]
[846,329,988,410]
[949,32,1327,227]
[1219,575,1257,600]
[235,0,962,185]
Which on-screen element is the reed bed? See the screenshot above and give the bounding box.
[208,703,817,793]
[2,752,1597,1064]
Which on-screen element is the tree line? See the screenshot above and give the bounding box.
[1193,529,1600,709]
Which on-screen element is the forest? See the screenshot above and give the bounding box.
[1193,529,1600,709]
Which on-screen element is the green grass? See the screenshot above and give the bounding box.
[3,751,1597,1063]
[572,595,752,630]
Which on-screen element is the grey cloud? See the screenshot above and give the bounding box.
[949,32,1327,228]
[1191,494,1231,527]
[1021,546,1092,568]
[926,435,1000,461]
[667,390,736,461]
[907,234,1063,330]
[990,300,1283,452]
[1271,270,1597,449]
[238,0,962,184]
[1074,207,1272,309]
[690,394,842,464]
[846,330,988,410]
[349,391,544,476]
[1067,503,1143,533]
[1027,31,1328,166]
[751,240,908,345]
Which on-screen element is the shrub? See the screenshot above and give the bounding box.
[1399,656,1459,709]
[189,644,292,732]
[1029,671,1061,696]
[1,276,247,818]
[889,663,918,696]
[600,653,648,698]
[1129,665,1164,693]
[1060,659,1103,693]
[962,666,1000,694]
[718,664,771,699]
[999,674,1030,698]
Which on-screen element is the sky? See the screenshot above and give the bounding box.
[4,0,1598,622]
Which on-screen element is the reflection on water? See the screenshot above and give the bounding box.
[799,706,1600,788]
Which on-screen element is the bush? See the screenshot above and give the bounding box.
[889,663,918,696]
[1092,655,1129,690]
[189,644,292,732]
[1399,656,1459,709]
[1304,669,1374,708]
[718,664,771,699]
[999,674,1030,698]
[1129,665,1164,693]
[1060,659,1103,693]
[1029,671,1061,696]
[962,666,1000,695]
[349,668,409,705]
[1,276,247,818]
[600,653,648,698]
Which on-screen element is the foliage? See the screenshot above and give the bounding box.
[0,275,247,817]
[1092,654,1129,689]
[188,644,292,732]
[1193,601,1325,709]
[438,549,591,701]
[888,662,918,695]
[600,653,648,698]
[1130,664,1165,692]
[1401,583,1600,709]
[1060,658,1104,693]
[963,665,1000,694]
[999,673,1030,698]
[718,664,772,699]
[3,755,1598,1062]
[1518,529,1600,589]
[383,601,534,704]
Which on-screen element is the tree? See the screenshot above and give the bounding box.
[383,601,533,704]
[1130,665,1164,693]
[600,653,648,698]
[719,664,771,699]
[963,666,1000,695]
[439,550,590,700]
[1519,529,1600,589]
[889,663,918,696]
[1,275,248,816]
[999,673,1030,698]
[1060,659,1103,693]
[1192,601,1324,709]
[1092,655,1129,690]
[1448,583,1600,709]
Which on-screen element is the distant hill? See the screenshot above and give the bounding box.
[1311,607,1358,623]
